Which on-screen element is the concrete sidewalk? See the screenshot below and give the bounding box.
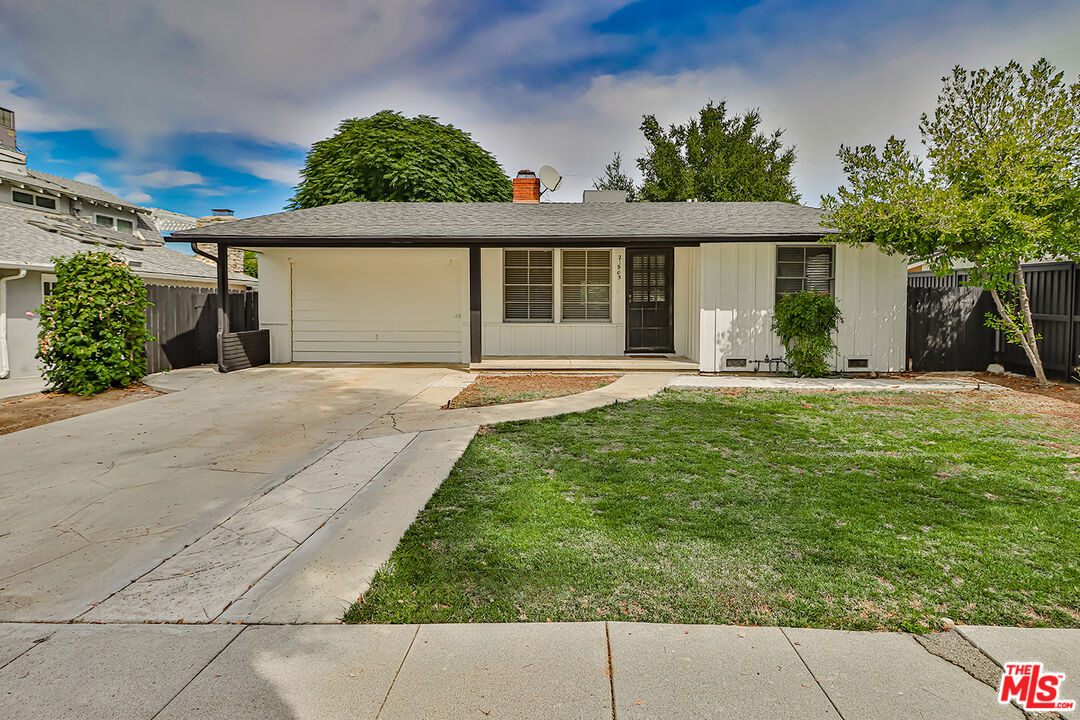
[1,622,1074,719]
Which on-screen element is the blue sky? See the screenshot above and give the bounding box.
[1,0,1078,224]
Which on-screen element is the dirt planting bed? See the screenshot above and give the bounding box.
[447,373,619,409]
[972,371,1080,406]
[0,384,161,436]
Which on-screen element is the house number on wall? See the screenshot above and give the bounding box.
[616,253,622,280]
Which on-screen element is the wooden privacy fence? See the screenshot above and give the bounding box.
[907,262,1079,381]
[144,285,259,374]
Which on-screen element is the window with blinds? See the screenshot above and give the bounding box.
[504,249,553,321]
[776,245,834,301]
[561,250,611,321]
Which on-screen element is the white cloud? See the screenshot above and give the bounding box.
[0,79,102,133]
[125,190,152,203]
[234,159,300,186]
[0,0,1078,209]
[73,171,101,185]
[457,1,1080,204]
[127,169,205,188]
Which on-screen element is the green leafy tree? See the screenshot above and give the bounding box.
[243,250,258,278]
[636,100,800,203]
[592,152,636,200]
[771,292,843,377]
[37,252,154,395]
[822,59,1080,387]
[287,110,512,208]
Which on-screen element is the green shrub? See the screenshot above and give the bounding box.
[771,292,843,377]
[37,252,154,395]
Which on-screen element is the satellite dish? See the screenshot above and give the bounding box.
[538,165,563,192]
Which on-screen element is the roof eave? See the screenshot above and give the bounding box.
[177,232,836,247]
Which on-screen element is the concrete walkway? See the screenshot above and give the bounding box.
[1,367,675,625]
[1,622,1074,719]
[670,374,1005,392]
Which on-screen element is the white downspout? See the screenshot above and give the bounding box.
[0,269,28,379]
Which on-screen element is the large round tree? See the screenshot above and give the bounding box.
[287,111,512,208]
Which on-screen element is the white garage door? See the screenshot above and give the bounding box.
[291,248,467,363]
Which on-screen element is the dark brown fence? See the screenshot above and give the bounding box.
[144,285,259,374]
[907,262,1079,381]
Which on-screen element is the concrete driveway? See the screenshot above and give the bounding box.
[0,366,674,624]
[0,367,475,622]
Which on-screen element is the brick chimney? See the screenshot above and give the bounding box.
[512,170,541,204]
[195,210,245,274]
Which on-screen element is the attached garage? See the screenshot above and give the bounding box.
[283,248,469,363]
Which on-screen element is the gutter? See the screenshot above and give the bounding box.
[0,269,28,379]
[170,233,838,249]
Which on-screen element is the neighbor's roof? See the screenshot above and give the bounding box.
[176,201,833,241]
[0,166,145,212]
[0,204,256,284]
[147,207,199,234]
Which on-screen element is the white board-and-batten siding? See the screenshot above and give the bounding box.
[256,242,904,370]
[697,241,906,373]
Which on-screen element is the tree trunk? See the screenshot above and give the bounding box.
[987,273,1050,387]
[1014,265,1051,387]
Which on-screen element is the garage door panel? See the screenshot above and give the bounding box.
[293,330,462,343]
[292,350,460,363]
[292,340,463,352]
[291,249,465,362]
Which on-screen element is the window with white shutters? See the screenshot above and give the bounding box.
[561,250,611,321]
[776,245,834,302]
[504,249,553,321]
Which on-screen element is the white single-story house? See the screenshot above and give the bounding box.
[176,179,907,373]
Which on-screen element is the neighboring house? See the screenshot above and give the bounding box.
[0,107,255,381]
[149,207,248,274]
[177,173,907,373]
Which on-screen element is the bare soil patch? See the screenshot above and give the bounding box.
[972,371,1080,406]
[447,373,619,409]
[0,384,161,436]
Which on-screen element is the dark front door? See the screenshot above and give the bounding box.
[626,248,674,353]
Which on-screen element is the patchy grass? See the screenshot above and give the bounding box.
[346,389,1080,632]
[447,373,618,409]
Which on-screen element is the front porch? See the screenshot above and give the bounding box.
[469,355,699,372]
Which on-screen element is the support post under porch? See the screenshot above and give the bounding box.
[469,245,482,363]
[216,242,230,372]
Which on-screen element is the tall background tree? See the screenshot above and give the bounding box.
[634,100,800,203]
[822,59,1080,387]
[592,152,637,201]
[288,110,512,208]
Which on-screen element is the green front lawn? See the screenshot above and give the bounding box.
[346,390,1080,631]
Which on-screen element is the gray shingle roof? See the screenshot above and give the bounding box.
[0,204,256,284]
[0,167,142,211]
[176,201,833,241]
